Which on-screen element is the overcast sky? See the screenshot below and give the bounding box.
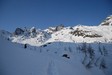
[0,0,112,32]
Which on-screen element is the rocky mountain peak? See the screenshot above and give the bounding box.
[14,28,24,35]
[100,15,112,26]
[30,27,36,33]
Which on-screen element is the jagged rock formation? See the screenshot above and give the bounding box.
[0,15,112,46]
[70,28,102,38]
[47,24,64,33]
[100,15,112,26]
[14,28,24,35]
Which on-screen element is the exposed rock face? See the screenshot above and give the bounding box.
[55,24,64,31]
[70,28,102,38]
[30,27,36,33]
[14,28,24,35]
[30,27,37,38]
[46,24,64,34]
[100,15,112,26]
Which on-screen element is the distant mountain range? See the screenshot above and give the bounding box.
[0,15,112,46]
[0,15,112,75]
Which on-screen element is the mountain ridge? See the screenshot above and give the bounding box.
[0,15,112,46]
[0,15,112,75]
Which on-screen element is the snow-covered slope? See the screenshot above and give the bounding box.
[6,15,111,46]
[11,27,51,46]
[0,30,11,39]
[1,35,112,75]
[0,15,112,75]
[46,25,112,43]
[9,25,112,46]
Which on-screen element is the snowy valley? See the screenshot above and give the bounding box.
[0,15,112,75]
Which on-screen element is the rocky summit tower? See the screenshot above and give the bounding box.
[100,15,112,26]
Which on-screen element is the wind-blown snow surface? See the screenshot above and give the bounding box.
[0,36,112,75]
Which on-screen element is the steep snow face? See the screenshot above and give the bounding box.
[100,15,112,26]
[0,36,112,75]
